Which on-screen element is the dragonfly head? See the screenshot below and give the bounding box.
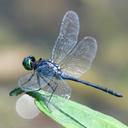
[22,56,36,70]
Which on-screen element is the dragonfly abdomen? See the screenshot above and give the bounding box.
[61,72,123,97]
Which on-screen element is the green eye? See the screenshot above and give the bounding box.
[22,56,35,70]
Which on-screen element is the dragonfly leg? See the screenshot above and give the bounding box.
[38,74,55,92]
[47,82,58,104]
[36,73,42,89]
[38,75,57,102]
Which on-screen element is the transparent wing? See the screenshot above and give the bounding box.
[60,36,97,77]
[51,11,79,63]
[45,77,71,99]
[18,73,50,92]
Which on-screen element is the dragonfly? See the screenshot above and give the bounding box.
[19,10,123,101]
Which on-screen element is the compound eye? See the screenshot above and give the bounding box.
[22,56,35,70]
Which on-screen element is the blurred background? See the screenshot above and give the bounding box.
[0,0,128,128]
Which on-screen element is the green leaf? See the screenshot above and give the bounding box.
[9,87,24,96]
[9,88,128,128]
[33,91,128,128]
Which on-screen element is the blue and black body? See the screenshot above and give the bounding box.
[21,56,123,98]
[14,11,123,99]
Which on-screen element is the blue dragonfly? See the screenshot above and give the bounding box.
[19,11,122,101]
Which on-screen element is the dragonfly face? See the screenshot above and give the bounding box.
[22,56,36,70]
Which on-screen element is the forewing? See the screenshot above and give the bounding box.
[51,11,79,63]
[46,77,71,99]
[60,36,97,77]
[18,73,48,92]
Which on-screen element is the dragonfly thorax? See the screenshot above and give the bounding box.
[36,60,61,78]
